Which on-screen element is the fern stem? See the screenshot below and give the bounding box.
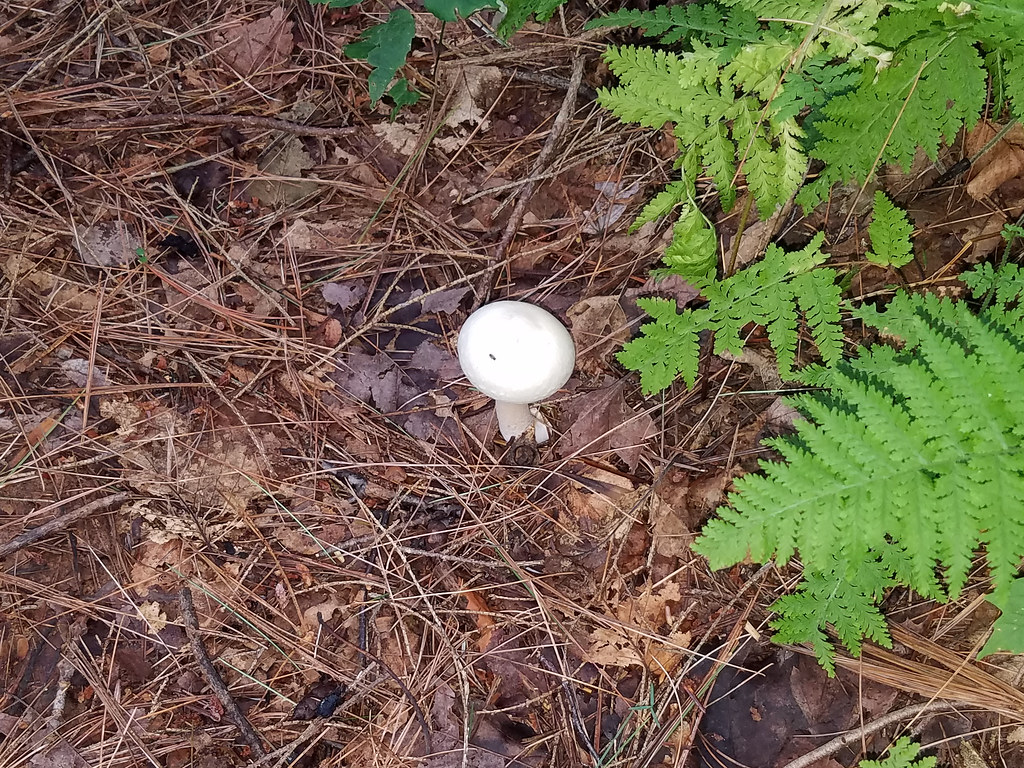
[725,192,756,277]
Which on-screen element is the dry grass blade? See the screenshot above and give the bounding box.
[823,626,1024,720]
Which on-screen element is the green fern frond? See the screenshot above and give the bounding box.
[1001,48,1024,120]
[694,267,1024,672]
[661,204,718,281]
[723,33,803,98]
[772,561,894,674]
[798,12,987,209]
[858,738,936,768]
[700,124,738,211]
[631,180,692,231]
[866,191,914,267]
[962,262,1024,305]
[791,269,844,365]
[496,0,563,38]
[600,36,808,220]
[723,0,888,59]
[772,55,860,125]
[619,233,840,392]
[618,299,706,392]
[585,2,761,53]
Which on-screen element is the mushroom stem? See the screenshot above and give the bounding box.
[494,401,550,444]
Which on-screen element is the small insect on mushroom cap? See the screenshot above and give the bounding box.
[457,301,576,403]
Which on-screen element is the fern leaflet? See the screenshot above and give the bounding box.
[585,3,761,54]
[798,8,991,209]
[866,191,914,267]
[694,266,1024,672]
[598,38,808,222]
[619,233,842,392]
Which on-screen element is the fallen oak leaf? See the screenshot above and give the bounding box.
[421,286,472,314]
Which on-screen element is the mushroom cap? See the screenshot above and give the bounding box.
[457,301,575,404]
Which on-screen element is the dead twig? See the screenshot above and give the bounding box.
[0,491,129,560]
[179,587,268,760]
[778,700,963,768]
[474,54,587,308]
[38,114,358,139]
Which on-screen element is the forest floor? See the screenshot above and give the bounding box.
[3,1,1024,767]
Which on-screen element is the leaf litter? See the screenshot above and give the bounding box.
[2,2,1021,767]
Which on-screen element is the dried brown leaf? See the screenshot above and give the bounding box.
[59,359,109,388]
[421,286,472,314]
[460,585,495,652]
[567,296,629,375]
[217,7,293,78]
[560,381,655,470]
[408,341,462,378]
[425,682,505,768]
[321,281,367,309]
[967,145,1024,200]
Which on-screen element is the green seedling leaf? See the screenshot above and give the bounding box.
[980,578,1024,658]
[423,0,499,22]
[386,78,420,119]
[1003,222,1024,242]
[344,8,416,105]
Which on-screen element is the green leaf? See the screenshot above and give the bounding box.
[662,203,718,281]
[386,78,420,119]
[423,0,498,22]
[866,191,914,267]
[980,578,1024,658]
[858,737,936,768]
[345,9,416,105]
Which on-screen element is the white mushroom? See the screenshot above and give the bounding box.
[457,301,575,444]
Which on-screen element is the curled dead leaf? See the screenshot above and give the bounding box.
[966,120,1024,201]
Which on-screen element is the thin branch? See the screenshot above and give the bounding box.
[0,491,129,559]
[179,587,268,760]
[37,114,358,138]
[779,700,962,768]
